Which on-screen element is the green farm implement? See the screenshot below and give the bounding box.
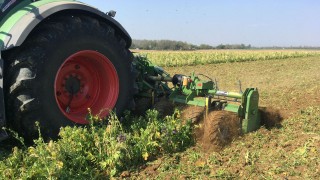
[134,56,261,134]
[0,0,262,142]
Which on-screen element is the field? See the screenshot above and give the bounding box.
[135,49,320,67]
[140,50,320,179]
[1,50,320,179]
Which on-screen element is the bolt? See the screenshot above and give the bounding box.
[86,95,91,99]
[66,107,70,113]
[75,64,80,70]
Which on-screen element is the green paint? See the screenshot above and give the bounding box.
[224,103,240,113]
[241,88,260,133]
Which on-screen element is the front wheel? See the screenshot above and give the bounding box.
[4,14,134,140]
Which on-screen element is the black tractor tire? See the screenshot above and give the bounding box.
[3,14,134,141]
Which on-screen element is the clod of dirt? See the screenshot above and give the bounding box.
[199,111,241,151]
[259,107,283,129]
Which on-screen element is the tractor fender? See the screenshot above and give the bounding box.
[1,1,132,50]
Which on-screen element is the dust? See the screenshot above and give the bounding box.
[179,106,241,151]
[180,105,205,124]
[199,111,241,151]
[259,107,283,129]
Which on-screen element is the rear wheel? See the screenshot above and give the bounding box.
[4,14,134,140]
[54,50,120,124]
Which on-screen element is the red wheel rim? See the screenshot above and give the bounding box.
[54,50,119,124]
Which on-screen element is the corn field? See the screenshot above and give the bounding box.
[135,50,320,67]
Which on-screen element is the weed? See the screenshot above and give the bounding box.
[0,109,193,179]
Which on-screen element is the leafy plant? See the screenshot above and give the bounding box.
[0,109,193,179]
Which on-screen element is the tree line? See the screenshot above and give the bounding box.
[131,40,320,50]
[131,39,252,50]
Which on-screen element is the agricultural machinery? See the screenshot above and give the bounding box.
[0,0,261,142]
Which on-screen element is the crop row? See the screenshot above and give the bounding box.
[135,50,320,67]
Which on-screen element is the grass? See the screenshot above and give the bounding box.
[1,51,320,179]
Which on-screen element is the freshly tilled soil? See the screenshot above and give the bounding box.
[259,107,283,129]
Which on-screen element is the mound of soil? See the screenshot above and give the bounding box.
[259,107,283,129]
[199,111,241,151]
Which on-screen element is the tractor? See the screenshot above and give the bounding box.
[0,0,262,142]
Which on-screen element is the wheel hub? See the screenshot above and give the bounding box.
[65,75,81,95]
[54,50,119,124]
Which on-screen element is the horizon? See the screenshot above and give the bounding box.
[80,0,320,47]
[131,39,320,48]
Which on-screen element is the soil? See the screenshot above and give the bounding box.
[259,107,283,129]
[199,111,240,151]
[180,105,205,124]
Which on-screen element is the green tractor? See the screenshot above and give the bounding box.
[0,0,262,142]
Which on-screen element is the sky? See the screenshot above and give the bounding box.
[80,0,320,47]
